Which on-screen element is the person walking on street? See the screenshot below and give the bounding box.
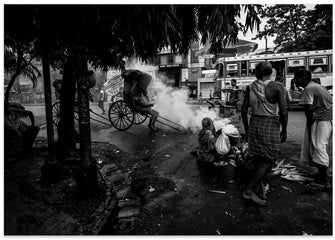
[242,61,288,205]
[294,69,332,188]
[98,87,106,114]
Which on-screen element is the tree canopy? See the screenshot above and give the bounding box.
[253,4,332,52]
[4,4,264,189]
[5,5,263,71]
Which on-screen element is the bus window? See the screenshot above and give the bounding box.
[329,55,333,73]
[309,56,328,73]
[241,61,247,77]
[249,61,259,76]
[226,63,238,77]
[287,58,305,75]
[216,63,224,77]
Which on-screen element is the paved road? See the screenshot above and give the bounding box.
[286,110,306,144]
[26,103,308,165]
[23,104,332,235]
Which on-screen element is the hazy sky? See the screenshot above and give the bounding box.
[238,4,317,50]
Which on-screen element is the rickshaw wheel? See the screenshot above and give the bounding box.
[109,100,134,131]
[52,102,61,126]
[134,112,147,125]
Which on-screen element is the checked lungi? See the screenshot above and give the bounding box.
[248,115,281,160]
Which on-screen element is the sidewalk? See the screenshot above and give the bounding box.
[4,140,137,235]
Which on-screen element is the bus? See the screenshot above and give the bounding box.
[215,49,333,95]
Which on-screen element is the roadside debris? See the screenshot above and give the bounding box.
[271,159,313,182]
[224,211,235,218]
[208,190,226,194]
[229,159,236,167]
[213,161,228,167]
[281,185,292,193]
[148,186,155,192]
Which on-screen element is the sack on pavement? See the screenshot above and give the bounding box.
[222,123,240,138]
[215,132,230,155]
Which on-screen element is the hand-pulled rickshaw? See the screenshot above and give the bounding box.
[52,71,185,132]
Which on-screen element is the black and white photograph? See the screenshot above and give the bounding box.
[2,3,333,235]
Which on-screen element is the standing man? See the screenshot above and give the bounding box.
[242,61,288,205]
[52,79,62,100]
[294,69,332,188]
[231,79,239,90]
[98,87,105,114]
[199,92,202,102]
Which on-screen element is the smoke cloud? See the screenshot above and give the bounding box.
[124,61,234,133]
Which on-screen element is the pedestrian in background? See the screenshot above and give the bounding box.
[52,79,62,100]
[294,69,332,188]
[272,68,292,110]
[231,79,239,90]
[98,87,106,114]
[242,61,288,205]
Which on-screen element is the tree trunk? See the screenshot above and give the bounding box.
[40,8,62,184]
[56,51,78,161]
[5,71,20,104]
[40,41,62,183]
[75,46,98,196]
[41,37,56,164]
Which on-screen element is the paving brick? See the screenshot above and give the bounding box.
[117,207,140,219]
[116,188,130,198]
[118,199,141,209]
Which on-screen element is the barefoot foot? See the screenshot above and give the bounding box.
[242,190,267,205]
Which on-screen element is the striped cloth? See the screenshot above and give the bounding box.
[248,115,281,160]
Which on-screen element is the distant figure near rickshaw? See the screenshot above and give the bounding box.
[121,69,159,131]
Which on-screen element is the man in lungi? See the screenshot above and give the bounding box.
[294,69,332,188]
[242,61,288,205]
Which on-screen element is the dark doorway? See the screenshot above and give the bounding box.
[270,60,286,84]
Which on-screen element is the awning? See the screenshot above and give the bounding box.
[103,74,123,91]
[195,39,258,58]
